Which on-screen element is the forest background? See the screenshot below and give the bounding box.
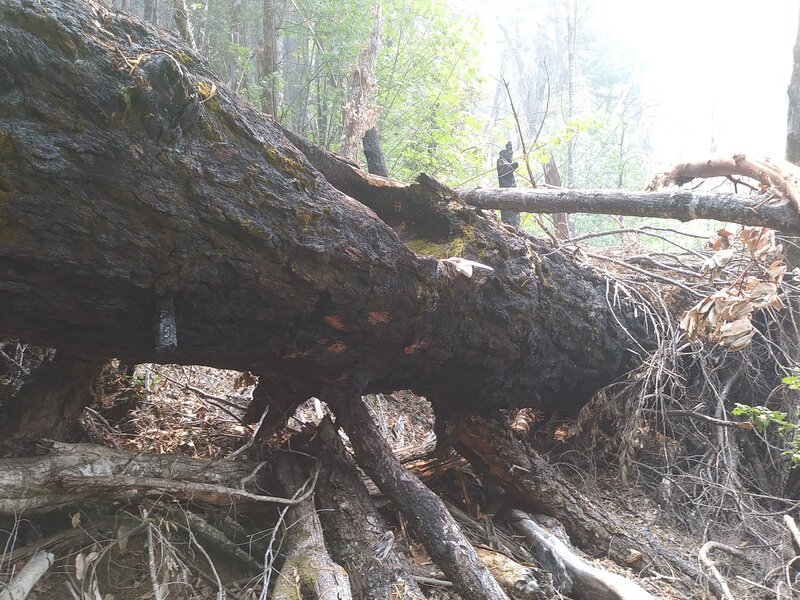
[120,0,800,239]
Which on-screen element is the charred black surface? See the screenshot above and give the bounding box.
[0,0,647,422]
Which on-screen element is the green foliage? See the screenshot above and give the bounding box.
[783,370,800,390]
[374,0,486,182]
[733,391,800,464]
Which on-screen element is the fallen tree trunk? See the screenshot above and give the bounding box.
[0,0,647,429]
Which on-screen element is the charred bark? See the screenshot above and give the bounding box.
[0,0,645,428]
[0,353,103,442]
[332,395,510,600]
[362,127,388,177]
[312,416,425,599]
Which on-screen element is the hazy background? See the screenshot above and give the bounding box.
[463,0,800,173]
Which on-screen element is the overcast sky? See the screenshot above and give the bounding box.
[462,0,800,168]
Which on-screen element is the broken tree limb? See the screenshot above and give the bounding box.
[506,509,653,600]
[458,187,800,235]
[698,542,743,600]
[332,395,511,600]
[312,416,425,599]
[0,440,291,514]
[0,550,55,600]
[271,453,352,600]
[649,155,800,209]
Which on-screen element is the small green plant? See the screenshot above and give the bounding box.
[733,383,800,463]
[782,369,800,390]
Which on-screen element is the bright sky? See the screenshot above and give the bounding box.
[460,0,800,168]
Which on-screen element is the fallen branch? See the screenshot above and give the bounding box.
[507,509,653,600]
[332,395,510,600]
[698,541,743,600]
[312,417,425,599]
[0,440,298,513]
[458,187,800,235]
[0,551,55,600]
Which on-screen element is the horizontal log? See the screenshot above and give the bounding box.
[0,440,278,514]
[459,187,800,234]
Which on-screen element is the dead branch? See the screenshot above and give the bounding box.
[313,417,425,598]
[0,551,54,600]
[698,541,743,600]
[332,395,510,600]
[458,187,800,235]
[0,440,302,513]
[507,509,653,600]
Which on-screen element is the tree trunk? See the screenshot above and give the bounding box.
[0,0,647,430]
[362,126,388,177]
[339,3,382,161]
[259,0,277,115]
[171,0,196,49]
[787,7,800,166]
[543,153,570,239]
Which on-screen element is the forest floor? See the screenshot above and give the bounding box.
[0,361,735,599]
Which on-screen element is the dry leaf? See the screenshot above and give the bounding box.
[75,552,87,581]
[117,525,129,555]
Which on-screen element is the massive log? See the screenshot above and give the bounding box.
[0,0,645,421]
